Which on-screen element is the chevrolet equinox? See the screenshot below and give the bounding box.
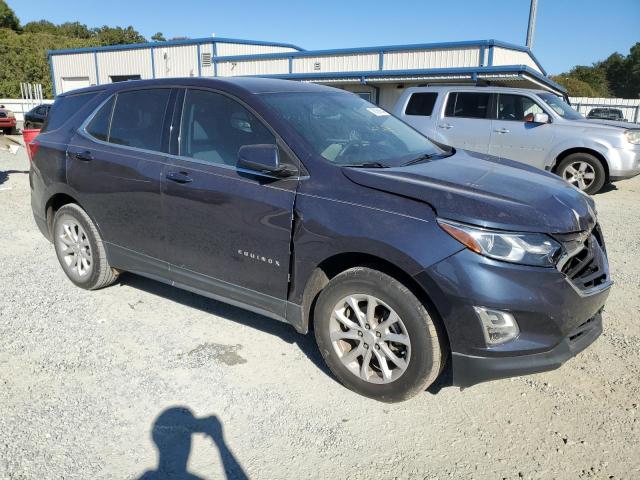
[30,78,612,402]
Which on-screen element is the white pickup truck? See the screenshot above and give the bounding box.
[392,85,640,194]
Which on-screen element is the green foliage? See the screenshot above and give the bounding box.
[151,32,166,42]
[0,0,19,31]
[0,10,147,98]
[555,43,640,99]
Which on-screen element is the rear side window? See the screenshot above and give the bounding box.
[86,96,115,142]
[405,92,438,116]
[497,94,544,121]
[42,92,98,132]
[109,89,171,151]
[445,92,491,119]
[179,89,275,167]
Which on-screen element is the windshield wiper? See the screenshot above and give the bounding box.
[340,162,388,168]
[401,153,436,166]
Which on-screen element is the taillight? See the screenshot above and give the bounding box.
[27,139,40,162]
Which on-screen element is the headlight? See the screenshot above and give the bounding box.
[625,130,640,145]
[438,219,562,267]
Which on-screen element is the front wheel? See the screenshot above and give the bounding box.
[314,267,444,402]
[557,153,606,194]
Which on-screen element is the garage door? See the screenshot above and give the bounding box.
[61,77,91,93]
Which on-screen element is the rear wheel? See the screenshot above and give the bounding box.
[314,267,443,402]
[52,204,119,290]
[24,122,33,130]
[557,153,606,194]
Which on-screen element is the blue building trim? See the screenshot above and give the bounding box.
[378,51,384,70]
[48,54,57,97]
[151,47,156,78]
[478,45,485,67]
[487,46,494,67]
[47,36,304,56]
[197,44,202,76]
[212,42,218,76]
[94,51,100,85]
[288,57,293,74]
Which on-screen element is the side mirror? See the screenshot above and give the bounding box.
[525,113,550,124]
[237,144,295,177]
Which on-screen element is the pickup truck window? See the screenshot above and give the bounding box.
[444,92,491,119]
[497,94,544,121]
[179,89,276,167]
[261,92,442,167]
[405,92,438,116]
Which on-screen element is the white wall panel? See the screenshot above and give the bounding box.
[96,49,153,84]
[292,54,378,74]
[51,53,97,94]
[492,47,541,73]
[152,45,198,78]
[383,48,480,71]
[216,43,298,56]
[216,59,289,76]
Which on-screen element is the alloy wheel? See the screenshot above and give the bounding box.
[56,218,93,279]
[562,161,596,191]
[329,294,411,384]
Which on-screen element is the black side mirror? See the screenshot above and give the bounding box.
[237,144,295,177]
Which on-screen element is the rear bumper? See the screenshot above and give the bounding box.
[0,118,17,128]
[452,312,602,387]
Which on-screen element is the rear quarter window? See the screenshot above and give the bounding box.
[42,92,99,132]
[405,92,438,116]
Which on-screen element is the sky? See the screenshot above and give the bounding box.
[8,0,640,74]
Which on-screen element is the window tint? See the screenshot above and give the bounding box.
[42,92,98,132]
[179,89,275,167]
[86,96,114,142]
[109,89,171,151]
[497,94,544,121]
[405,92,438,116]
[444,92,491,119]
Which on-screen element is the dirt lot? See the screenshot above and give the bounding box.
[1,142,638,479]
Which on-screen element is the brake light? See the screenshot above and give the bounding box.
[27,139,40,162]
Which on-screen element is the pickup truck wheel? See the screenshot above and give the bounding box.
[557,153,606,194]
[314,267,442,402]
[52,204,119,290]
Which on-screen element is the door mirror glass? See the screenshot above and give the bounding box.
[525,112,550,124]
[238,144,294,177]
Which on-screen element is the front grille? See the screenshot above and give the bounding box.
[568,315,599,343]
[555,225,609,293]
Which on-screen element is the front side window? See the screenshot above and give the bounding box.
[405,92,438,116]
[109,89,171,151]
[497,94,545,121]
[261,92,443,167]
[445,92,491,119]
[179,89,276,166]
[537,92,583,120]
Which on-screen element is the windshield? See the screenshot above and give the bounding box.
[261,92,443,167]
[537,92,584,120]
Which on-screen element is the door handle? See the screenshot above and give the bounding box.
[73,150,93,161]
[438,123,454,129]
[166,171,193,184]
[494,128,511,134]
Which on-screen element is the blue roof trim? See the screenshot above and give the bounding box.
[48,36,305,56]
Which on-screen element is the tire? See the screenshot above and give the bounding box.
[52,203,119,290]
[556,153,606,195]
[314,267,443,402]
[24,122,32,130]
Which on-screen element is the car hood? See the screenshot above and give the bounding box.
[342,150,597,234]
[574,118,638,129]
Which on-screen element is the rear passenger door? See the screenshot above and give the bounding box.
[437,91,493,153]
[162,88,298,320]
[400,92,439,138]
[67,88,175,277]
[489,93,554,169]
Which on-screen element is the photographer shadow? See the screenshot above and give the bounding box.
[138,406,248,480]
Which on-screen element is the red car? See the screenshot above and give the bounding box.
[0,105,17,134]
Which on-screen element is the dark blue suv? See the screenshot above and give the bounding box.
[30,78,611,402]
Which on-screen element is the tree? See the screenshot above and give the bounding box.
[0,0,19,31]
[151,32,166,42]
[551,75,599,97]
[92,25,146,45]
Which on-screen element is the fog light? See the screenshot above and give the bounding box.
[473,307,520,346]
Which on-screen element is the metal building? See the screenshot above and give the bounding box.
[48,36,565,109]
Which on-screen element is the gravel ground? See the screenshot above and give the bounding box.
[1,143,638,479]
